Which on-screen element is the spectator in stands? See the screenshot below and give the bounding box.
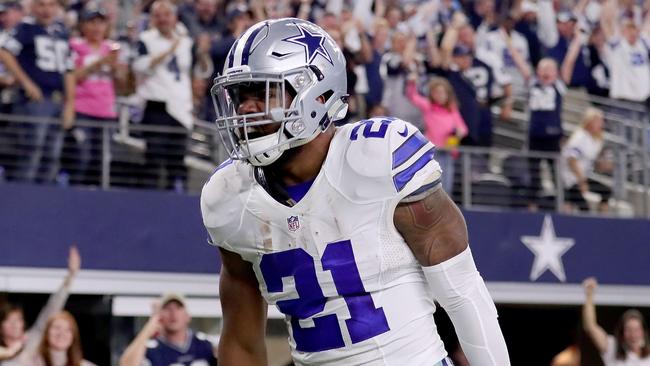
[0,246,80,363]
[453,18,515,117]
[436,14,502,146]
[381,31,423,129]
[364,18,389,113]
[0,1,22,33]
[325,11,372,122]
[119,293,216,366]
[7,311,96,366]
[561,107,612,213]
[527,58,567,210]
[204,5,251,121]
[132,0,212,190]
[600,0,650,105]
[0,1,20,181]
[585,25,611,98]
[582,277,650,365]
[68,8,119,185]
[547,11,592,88]
[513,0,557,68]
[406,74,467,193]
[0,1,23,112]
[0,0,75,183]
[478,13,532,96]
[178,0,223,39]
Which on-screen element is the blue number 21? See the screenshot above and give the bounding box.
[259,240,390,352]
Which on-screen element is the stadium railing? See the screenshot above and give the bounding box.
[0,101,648,217]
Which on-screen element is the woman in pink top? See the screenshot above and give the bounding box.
[406,75,468,193]
[68,9,119,185]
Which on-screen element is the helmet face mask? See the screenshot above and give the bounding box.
[211,18,348,166]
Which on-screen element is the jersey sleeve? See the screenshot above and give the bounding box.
[387,119,442,202]
[330,118,442,204]
[200,159,251,252]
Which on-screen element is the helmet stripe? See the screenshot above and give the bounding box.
[230,24,259,67]
[240,23,266,66]
[227,38,240,68]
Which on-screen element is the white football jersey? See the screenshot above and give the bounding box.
[201,118,446,365]
[604,36,650,101]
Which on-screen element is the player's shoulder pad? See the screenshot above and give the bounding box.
[200,159,253,244]
[326,117,439,203]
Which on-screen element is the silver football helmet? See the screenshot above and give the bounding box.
[211,18,348,166]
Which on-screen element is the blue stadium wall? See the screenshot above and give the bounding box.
[1,183,649,307]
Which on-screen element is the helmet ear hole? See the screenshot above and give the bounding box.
[317,90,334,104]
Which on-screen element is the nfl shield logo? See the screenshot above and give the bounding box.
[287,216,300,232]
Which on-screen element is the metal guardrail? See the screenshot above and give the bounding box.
[0,107,647,217]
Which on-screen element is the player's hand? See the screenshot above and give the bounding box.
[23,80,43,102]
[583,277,598,297]
[68,246,81,276]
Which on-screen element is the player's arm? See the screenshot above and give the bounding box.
[218,247,268,366]
[582,277,609,353]
[394,188,511,366]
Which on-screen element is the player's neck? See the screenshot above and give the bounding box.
[273,126,335,186]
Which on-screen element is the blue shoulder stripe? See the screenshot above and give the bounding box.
[392,131,429,170]
[393,147,435,192]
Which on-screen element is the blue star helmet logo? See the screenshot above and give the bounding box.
[283,23,333,65]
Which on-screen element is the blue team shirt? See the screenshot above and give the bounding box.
[547,37,591,88]
[432,56,495,144]
[528,79,564,138]
[145,331,216,366]
[2,17,72,97]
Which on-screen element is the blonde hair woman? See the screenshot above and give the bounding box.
[560,107,612,213]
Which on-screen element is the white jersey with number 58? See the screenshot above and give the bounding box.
[201,118,445,365]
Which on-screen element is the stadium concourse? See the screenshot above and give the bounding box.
[0,0,650,365]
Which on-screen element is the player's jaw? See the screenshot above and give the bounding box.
[235,98,286,141]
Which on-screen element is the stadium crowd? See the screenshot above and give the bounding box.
[0,0,645,211]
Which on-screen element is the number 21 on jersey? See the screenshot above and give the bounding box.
[260,240,390,352]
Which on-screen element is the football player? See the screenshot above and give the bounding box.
[202,18,510,366]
